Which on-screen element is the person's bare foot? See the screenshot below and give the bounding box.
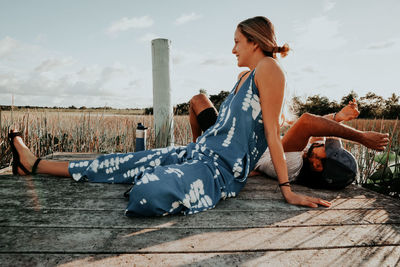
[335,99,360,122]
[361,131,390,151]
[10,129,38,175]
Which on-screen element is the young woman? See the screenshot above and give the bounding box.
[9,16,332,217]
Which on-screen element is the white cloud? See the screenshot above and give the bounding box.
[0,62,151,107]
[76,65,102,80]
[34,58,75,72]
[98,65,126,84]
[366,40,396,50]
[293,16,346,51]
[0,36,153,107]
[0,36,64,75]
[106,16,154,35]
[0,73,18,93]
[0,36,21,58]
[357,38,400,56]
[323,0,335,12]
[174,12,202,25]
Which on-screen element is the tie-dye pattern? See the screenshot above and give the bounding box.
[68,69,268,216]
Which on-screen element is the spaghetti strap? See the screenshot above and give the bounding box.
[238,71,250,81]
[232,70,252,95]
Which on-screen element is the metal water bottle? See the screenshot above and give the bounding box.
[135,123,148,151]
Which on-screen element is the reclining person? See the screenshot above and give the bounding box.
[190,95,388,189]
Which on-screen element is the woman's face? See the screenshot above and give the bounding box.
[232,28,256,67]
[308,145,327,172]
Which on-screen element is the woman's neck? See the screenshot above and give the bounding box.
[247,52,271,70]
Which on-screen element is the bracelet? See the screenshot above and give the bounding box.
[278,182,291,187]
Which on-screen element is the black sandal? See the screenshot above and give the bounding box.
[8,131,41,176]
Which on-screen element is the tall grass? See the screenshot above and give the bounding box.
[0,110,191,169]
[341,120,399,179]
[343,119,400,197]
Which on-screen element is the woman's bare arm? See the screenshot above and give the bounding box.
[256,58,331,208]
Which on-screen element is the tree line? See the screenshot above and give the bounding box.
[0,105,141,112]
[291,91,399,119]
[168,90,399,119]
[2,90,398,119]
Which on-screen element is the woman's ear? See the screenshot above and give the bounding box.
[252,42,259,51]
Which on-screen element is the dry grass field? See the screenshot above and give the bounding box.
[0,110,192,168]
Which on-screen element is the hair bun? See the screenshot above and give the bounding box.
[273,43,290,58]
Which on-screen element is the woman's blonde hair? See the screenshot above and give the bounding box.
[237,16,290,58]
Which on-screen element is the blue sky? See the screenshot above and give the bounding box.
[1,0,399,108]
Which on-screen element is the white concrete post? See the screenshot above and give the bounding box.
[151,38,174,148]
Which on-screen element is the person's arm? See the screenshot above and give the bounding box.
[256,58,330,208]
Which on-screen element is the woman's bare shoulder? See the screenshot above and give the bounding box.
[255,57,285,85]
[257,57,284,75]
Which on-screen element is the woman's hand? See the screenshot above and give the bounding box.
[283,190,331,208]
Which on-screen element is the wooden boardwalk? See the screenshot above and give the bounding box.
[1,152,400,266]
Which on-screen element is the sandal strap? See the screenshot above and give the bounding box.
[8,131,23,141]
[19,163,31,175]
[8,131,31,175]
[31,158,42,175]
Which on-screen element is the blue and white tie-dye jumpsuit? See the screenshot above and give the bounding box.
[68,69,268,216]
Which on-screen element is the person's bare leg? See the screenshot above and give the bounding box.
[36,161,71,177]
[310,99,360,144]
[189,99,202,143]
[282,113,389,152]
[11,130,71,177]
[189,94,218,142]
[334,99,360,122]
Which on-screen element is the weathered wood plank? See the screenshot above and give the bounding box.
[0,175,393,202]
[1,196,398,211]
[1,225,399,253]
[0,187,387,203]
[1,207,400,228]
[1,247,399,267]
